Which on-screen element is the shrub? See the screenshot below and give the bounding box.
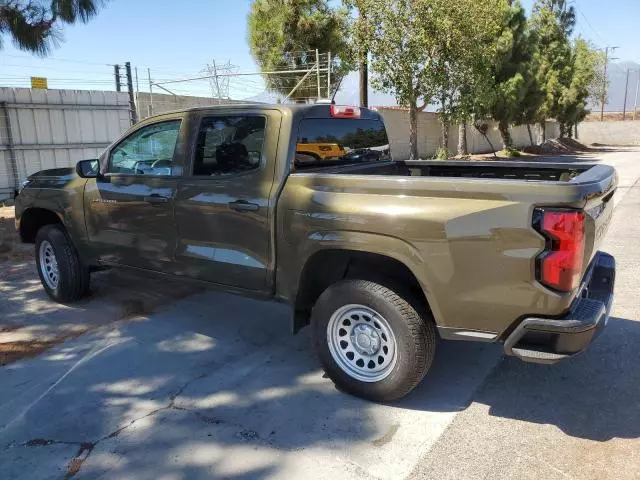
[435,147,450,160]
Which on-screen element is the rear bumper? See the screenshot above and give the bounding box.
[504,251,615,364]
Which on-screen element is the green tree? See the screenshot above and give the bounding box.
[513,42,546,146]
[485,1,539,150]
[531,0,575,139]
[248,0,351,101]
[533,0,575,36]
[354,0,503,159]
[0,0,103,55]
[556,39,601,137]
[426,2,504,156]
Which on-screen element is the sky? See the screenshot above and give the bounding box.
[1,0,639,105]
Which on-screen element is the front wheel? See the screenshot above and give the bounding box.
[311,279,436,402]
[35,225,90,303]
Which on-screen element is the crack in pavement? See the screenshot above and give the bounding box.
[2,330,300,477]
[11,371,210,479]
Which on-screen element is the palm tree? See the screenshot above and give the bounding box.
[0,0,104,55]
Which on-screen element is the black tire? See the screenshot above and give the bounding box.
[35,224,90,303]
[311,279,436,402]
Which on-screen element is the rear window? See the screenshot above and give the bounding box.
[295,118,390,170]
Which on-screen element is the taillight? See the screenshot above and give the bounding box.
[330,105,361,118]
[534,209,586,292]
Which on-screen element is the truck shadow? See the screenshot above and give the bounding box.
[469,316,640,442]
[0,279,500,479]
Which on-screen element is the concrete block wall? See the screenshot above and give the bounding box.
[376,108,442,160]
[577,121,640,146]
[377,107,561,159]
[1,88,130,198]
[136,92,247,120]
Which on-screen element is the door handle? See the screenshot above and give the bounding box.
[229,200,259,212]
[144,194,169,204]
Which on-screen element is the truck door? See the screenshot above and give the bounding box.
[174,111,280,292]
[84,116,185,270]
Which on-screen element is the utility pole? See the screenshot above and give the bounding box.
[634,69,639,121]
[623,68,630,120]
[114,64,121,92]
[125,62,138,125]
[327,51,331,99]
[315,49,321,101]
[600,46,618,121]
[134,67,140,117]
[147,68,153,116]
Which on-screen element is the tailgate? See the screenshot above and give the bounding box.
[573,164,617,264]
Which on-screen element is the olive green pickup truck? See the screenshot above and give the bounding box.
[15,104,617,401]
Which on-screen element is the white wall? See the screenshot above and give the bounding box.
[1,88,130,197]
[577,121,640,146]
[136,92,249,120]
[377,107,559,159]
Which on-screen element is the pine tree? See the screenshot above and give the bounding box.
[248,0,351,101]
[0,0,103,55]
[488,1,540,149]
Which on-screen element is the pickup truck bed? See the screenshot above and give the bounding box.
[280,155,615,340]
[15,103,617,402]
[301,159,589,181]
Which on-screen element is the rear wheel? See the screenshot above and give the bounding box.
[311,279,436,402]
[35,225,90,303]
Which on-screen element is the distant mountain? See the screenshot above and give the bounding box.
[588,61,640,113]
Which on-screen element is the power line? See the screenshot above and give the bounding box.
[576,8,607,45]
[2,63,116,74]
[1,53,114,67]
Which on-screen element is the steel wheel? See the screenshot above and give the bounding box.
[327,304,398,382]
[39,240,59,289]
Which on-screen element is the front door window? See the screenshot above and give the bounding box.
[108,120,182,176]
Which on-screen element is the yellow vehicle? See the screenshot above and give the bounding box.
[296,142,346,161]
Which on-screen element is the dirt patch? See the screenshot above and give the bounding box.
[0,206,32,263]
[0,332,86,366]
[1,339,64,366]
[65,443,94,479]
[466,150,539,161]
[585,111,640,122]
[0,325,24,333]
[522,137,593,155]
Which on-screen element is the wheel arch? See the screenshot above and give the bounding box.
[292,245,437,333]
[19,207,64,243]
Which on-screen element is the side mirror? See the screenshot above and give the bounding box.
[76,159,101,178]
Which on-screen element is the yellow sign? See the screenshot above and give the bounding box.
[30,77,48,89]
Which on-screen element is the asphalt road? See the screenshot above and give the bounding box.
[0,148,638,480]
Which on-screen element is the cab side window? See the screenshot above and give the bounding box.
[192,116,265,176]
[108,120,181,176]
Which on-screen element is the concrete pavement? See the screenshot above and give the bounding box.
[0,287,502,479]
[0,147,639,479]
